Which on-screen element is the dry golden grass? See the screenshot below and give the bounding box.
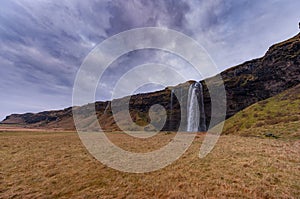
[1,131,300,199]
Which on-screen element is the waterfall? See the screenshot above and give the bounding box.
[169,89,174,129]
[187,83,200,132]
[186,82,206,132]
[198,83,207,132]
[170,89,174,114]
[103,102,110,115]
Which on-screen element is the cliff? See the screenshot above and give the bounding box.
[2,33,300,132]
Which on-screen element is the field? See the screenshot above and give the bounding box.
[1,130,300,198]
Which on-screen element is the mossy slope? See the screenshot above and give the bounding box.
[223,84,300,139]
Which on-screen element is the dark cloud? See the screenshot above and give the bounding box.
[106,0,190,34]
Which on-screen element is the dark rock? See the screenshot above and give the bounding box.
[264,133,279,139]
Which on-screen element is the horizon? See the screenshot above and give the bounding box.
[1,0,300,120]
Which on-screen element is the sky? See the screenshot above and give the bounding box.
[0,0,299,120]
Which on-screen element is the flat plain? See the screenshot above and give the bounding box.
[1,130,299,199]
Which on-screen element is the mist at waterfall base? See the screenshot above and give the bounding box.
[169,82,207,132]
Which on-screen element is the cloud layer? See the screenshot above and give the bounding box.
[0,0,299,119]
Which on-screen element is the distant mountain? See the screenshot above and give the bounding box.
[2,33,300,132]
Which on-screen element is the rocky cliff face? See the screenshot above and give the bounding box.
[221,32,300,118]
[2,33,300,131]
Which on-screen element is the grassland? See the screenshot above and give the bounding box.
[1,130,300,198]
[1,84,299,198]
[223,84,300,139]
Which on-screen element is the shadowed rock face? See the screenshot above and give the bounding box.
[221,32,300,118]
[2,33,300,131]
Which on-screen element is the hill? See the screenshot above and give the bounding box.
[223,83,300,139]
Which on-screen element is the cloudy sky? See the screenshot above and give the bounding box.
[0,0,299,120]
